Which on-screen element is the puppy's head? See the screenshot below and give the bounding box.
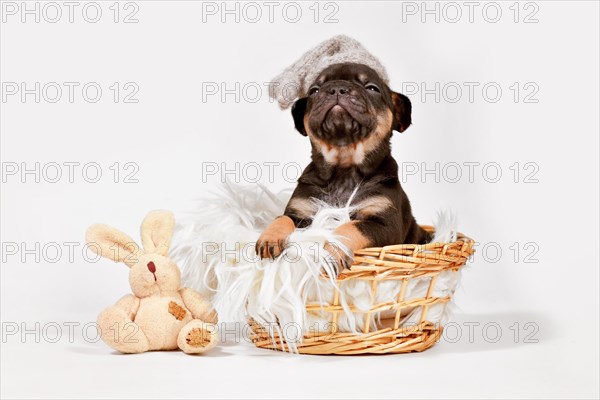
[291,63,411,158]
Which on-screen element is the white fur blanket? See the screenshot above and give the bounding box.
[171,183,461,351]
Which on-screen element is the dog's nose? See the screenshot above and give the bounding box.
[327,84,352,96]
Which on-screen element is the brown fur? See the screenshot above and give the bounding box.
[353,195,394,219]
[287,197,318,219]
[304,110,392,167]
[334,221,371,252]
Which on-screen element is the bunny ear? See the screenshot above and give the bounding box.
[140,210,175,256]
[86,224,142,268]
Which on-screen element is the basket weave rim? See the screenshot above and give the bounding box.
[354,225,474,253]
[339,225,475,280]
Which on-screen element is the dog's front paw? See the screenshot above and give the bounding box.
[323,242,353,276]
[255,216,295,260]
[255,235,287,259]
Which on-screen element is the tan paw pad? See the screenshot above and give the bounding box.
[186,328,212,347]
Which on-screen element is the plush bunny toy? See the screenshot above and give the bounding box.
[86,210,218,354]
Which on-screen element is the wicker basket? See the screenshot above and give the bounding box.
[249,225,475,355]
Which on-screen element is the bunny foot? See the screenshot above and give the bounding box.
[177,319,218,354]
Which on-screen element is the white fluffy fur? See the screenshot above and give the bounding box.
[171,183,461,351]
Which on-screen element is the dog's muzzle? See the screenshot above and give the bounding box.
[309,81,375,144]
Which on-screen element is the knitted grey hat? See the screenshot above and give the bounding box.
[269,35,389,109]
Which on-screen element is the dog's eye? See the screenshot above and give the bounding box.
[308,86,320,95]
[365,84,380,93]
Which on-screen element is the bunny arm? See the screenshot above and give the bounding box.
[114,294,141,320]
[179,288,217,324]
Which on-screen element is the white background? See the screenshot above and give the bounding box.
[1,1,599,398]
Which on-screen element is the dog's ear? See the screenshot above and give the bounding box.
[291,97,308,136]
[390,91,412,133]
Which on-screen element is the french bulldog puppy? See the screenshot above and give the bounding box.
[257,63,430,271]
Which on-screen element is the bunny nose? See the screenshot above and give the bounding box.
[147,261,156,273]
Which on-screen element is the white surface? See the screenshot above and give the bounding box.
[0,313,592,399]
[1,1,598,399]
